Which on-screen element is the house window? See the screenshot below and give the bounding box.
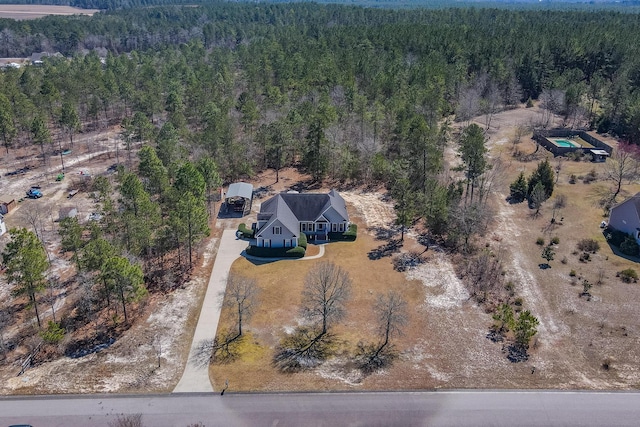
[332,223,337,232]
[317,223,325,230]
[284,239,291,247]
[301,223,307,232]
[273,226,282,235]
[339,223,345,232]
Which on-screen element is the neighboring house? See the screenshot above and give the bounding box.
[609,193,640,243]
[0,213,6,236]
[254,190,349,248]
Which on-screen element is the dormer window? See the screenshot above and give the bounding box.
[273,226,282,234]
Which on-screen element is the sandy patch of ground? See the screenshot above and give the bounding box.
[407,251,470,309]
[341,191,395,231]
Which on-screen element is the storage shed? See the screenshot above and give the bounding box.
[0,196,16,214]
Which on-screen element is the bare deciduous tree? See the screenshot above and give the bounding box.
[511,124,528,146]
[373,290,408,351]
[551,194,567,223]
[539,89,565,128]
[357,290,408,373]
[481,80,503,130]
[605,144,640,204]
[463,250,504,302]
[221,273,259,338]
[301,261,352,335]
[19,204,49,243]
[274,262,352,371]
[456,85,480,125]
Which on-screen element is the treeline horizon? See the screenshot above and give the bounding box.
[1,4,640,139]
[2,0,640,11]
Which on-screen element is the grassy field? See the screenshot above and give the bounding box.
[0,5,99,20]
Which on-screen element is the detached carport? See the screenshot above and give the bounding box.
[224,182,253,216]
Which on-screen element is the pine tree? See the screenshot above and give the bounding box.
[509,172,528,203]
[527,159,555,199]
[2,228,49,328]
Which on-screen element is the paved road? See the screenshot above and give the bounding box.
[173,230,248,393]
[1,390,639,427]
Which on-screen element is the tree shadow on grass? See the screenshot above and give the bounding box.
[368,225,398,241]
[503,343,529,363]
[368,239,402,260]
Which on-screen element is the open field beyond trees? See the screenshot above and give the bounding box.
[0,5,98,20]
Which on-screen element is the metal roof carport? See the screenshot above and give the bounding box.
[224,182,253,216]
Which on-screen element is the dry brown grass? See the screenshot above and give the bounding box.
[210,212,430,391]
[211,109,640,392]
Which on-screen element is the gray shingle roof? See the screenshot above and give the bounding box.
[257,190,349,236]
[611,192,640,219]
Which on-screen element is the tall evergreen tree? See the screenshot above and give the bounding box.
[458,124,488,205]
[2,228,49,328]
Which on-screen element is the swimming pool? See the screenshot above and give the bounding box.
[553,139,580,148]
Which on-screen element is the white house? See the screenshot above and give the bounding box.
[0,213,6,236]
[253,190,350,248]
[609,192,640,243]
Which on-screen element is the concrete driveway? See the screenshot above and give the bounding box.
[173,229,248,393]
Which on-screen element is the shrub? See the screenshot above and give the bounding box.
[536,237,545,246]
[237,223,254,238]
[569,270,576,277]
[551,236,560,245]
[620,236,639,257]
[582,169,598,184]
[40,321,65,344]
[526,98,534,108]
[246,245,305,258]
[605,228,628,247]
[579,252,591,262]
[577,238,600,253]
[618,268,638,283]
[328,224,357,241]
[569,174,577,184]
[298,232,308,249]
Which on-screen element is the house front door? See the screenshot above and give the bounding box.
[263,239,270,248]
